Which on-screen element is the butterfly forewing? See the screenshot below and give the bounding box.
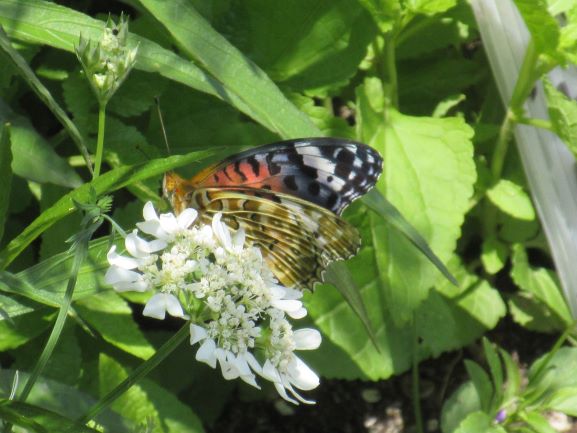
[190,187,361,289]
[189,138,383,215]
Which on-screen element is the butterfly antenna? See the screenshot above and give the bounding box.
[155,96,171,155]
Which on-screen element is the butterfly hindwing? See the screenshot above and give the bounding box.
[190,187,361,290]
[189,138,383,215]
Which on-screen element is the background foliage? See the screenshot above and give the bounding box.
[0,0,576,432]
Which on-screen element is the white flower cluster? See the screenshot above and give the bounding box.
[105,202,321,404]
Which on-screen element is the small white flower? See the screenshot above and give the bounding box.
[143,293,185,320]
[137,201,197,241]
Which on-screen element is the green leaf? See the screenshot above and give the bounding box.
[0,292,36,320]
[76,291,155,360]
[528,347,577,392]
[138,0,320,138]
[0,398,101,433]
[520,411,559,433]
[441,382,481,433]
[0,148,216,269]
[0,308,53,350]
[0,123,12,243]
[0,0,289,134]
[453,411,507,433]
[432,94,466,118]
[99,352,204,433]
[486,179,535,221]
[513,0,562,63]
[508,293,566,332]
[482,338,503,412]
[363,105,475,324]
[481,236,509,275]
[223,0,377,94]
[544,79,577,156]
[464,360,493,412]
[510,244,573,328]
[544,387,577,416]
[500,348,522,405]
[407,0,457,16]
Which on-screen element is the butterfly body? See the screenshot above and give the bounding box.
[164,138,382,290]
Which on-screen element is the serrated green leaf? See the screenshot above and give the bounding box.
[453,411,507,433]
[481,236,509,275]
[138,0,320,138]
[76,291,155,360]
[407,0,457,16]
[441,382,481,433]
[510,244,573,328]
[366,107,475,325]
[513,0,562,63]
[544,79,577,156]
[0,148,216,269]
[0,123,12,244]
[508,293,566,332]
[99,353,204,433]
[544,387,577,416]
[0,398,101,433]
[464,360,493,412]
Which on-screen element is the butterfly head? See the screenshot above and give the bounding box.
[163,171,193,215]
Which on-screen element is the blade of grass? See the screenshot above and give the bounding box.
[0,123,12,243]
[0,25,92,173]
[0,148,217,270]
[137,0,321,139]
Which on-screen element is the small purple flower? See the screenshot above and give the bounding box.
[494,409,507,423]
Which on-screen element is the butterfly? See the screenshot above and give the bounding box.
[163,137,383,290]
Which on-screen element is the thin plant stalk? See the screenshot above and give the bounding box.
[411,319,424,433]
[18,234,90,402]
[93,104,107,178]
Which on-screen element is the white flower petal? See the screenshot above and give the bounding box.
[159,213,179,234]
[107,246,139,269]
[286,356,320,391]
[112,279,149,292]
[261,360,282,383]
[281,286,303,300]
[288,307,307,319]
[142,201,158,221]
[231,228,245,252]
[282,376,315,405]
[105,266,141,285]
[190,324,208,345]
[125,231,152,258]
[196,338,217,368]
[293,329,322,350]
[271,299,303,314]
[216,349,240,380]
[177,208,197,229]
[242,351,262,375]
[273,381,299,405]
[143,293,169,319]
[164,294,185,318]
[136,220,166,239]
[212,213,232,249]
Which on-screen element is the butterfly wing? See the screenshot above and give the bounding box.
[190,187,361,289]
[188,137,383,215]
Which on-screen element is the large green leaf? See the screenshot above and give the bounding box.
[216,0,377,93]
[138,0,320,138]
[0,148,215,269]
[76,291,155,360]
[0,0,315,136]
[99,353,204,433]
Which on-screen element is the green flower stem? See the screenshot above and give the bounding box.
[516,117,553,131]
[384,33,399,109]
[73,323,190,430]
[93,103,107,179]
[18,233,89,402]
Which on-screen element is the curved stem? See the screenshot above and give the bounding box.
[93,103,107,179]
